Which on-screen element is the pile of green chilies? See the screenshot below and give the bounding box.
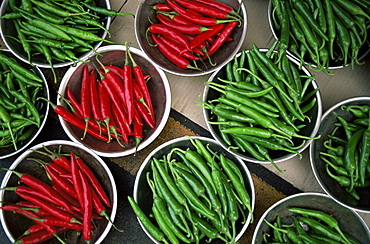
[0,52,44,151]
[129,138,253,244]
[320,105,370,200]
[200,43,319,173]
[271,0,370,73]
[263,207,360,244]
[1,0,133,83]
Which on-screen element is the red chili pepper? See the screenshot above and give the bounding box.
[189,23,224,50]
[157,35,200,61]
[89,69,102,133]
[151,33,197,70]
[101,79,130,145]
[133,106,144,126]
[0,204,50,218]
[193,0,236,15]
[153,3,173,11]
[80,65,91,140]
[15,191,79,223]
[134,114,143,152]
[203,19,238,58]
[52,184,80,210]
[26,224,45,234]
[160,33,204,56]
[123,43,135,125]
[134,98,156,129]
[126,46,156,122]
[76,157,111,208]
[148,23,192,51]
[66,87,83,116]
[70,151,85,212]
[167,0,237,26]
[79,170,92,241]
[156,13,211,35]
[173,0,231,19]
[165,12,194,25]
[1,168,72,213]
[27,214,83,231]
[13,227,68,244]
[39,98,109,142]
[46,166,76,198]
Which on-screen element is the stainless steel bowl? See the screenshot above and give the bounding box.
[252,192,370,244]
[0,0,111,68]
[310,96,370,213]
[133,136,255,243]
[203,50,322,165]
[0,49,49,159]
[0,140,117,244]
[58,45,171,157]
[267,0,370,70]
[135,0,247,76]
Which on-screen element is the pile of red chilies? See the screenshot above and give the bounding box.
[57,46,155,149]
[148,0,242,70]
[0,148,113,244]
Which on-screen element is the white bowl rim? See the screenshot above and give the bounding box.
[134,1,248,77]
[57,45,172,157]
[203,49,323,164]
[251,192,370,243]
[0,139,117,243]
[309,96,370,213]
[133,135,256,243]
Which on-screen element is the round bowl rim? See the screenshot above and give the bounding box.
[203,49,323,164]
[0,49,50,159]
[133,135,256,243]
[57,44,172,157]
[134,0,248,77]
[309,96,370,213]
[0,0,112,68]
[0,139,118,243]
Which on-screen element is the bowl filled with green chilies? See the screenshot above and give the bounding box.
[130,136,255,244]
[310,96,370,213]
[201,45,322,173]
[268,0,370,74]
[0,0,132,83]
[0,49,49,159]
[251,192,370,244]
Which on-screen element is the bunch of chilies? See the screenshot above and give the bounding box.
[0,53,45,151]
[271,0,370,74]
[320,105,370,201]
[1,0,134,83]
[56,47,155,149]
[200,42,320,173]
[146,0,243,70]
[0,146,115,244]
[128,138,253,244]
[262,207,359,244]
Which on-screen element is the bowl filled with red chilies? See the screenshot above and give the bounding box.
[268,0,370,74]
[57,44,171,157]
[0,140,118,244]
[135,0,247,76]
[252,192,370,244]
[130,136,255,244]
[310,96,370,213]
[201,45,322,173]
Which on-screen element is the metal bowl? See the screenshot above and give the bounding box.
[0,49,49,159]
[135,0,247,76]
[133,136,255,243]
[58,45,171,157]
[203,50,322,165]
[252,192,370,244]
[0,140,117,244]
[267,0,370,70]
[0,0,111,68]
[309,96,370,213]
